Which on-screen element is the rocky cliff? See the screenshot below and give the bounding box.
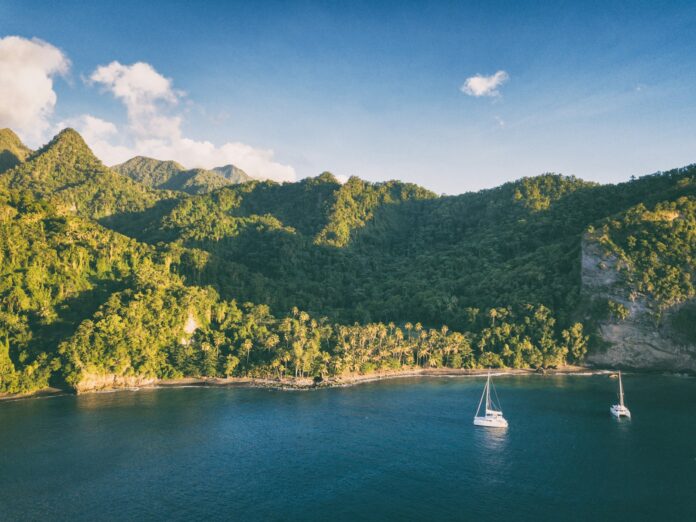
[581,236,696,371]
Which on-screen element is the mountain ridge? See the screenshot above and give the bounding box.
[113,155,251,195]
[0,128,171,219]
[213,164,252,184]
[1,127,694,397]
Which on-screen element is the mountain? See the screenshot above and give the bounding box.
[112,156,186,186]
[0,129,173,220]
[0,128,31,173]
[113,156,250,195]
[129,169,695,329]
[213,164,252,184]
[1,127,695,397]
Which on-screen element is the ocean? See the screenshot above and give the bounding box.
[1,374,694,521]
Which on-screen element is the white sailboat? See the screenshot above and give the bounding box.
[473,371,508,428]
[610,371,631,419]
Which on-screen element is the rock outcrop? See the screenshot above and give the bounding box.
[581,236,696,371]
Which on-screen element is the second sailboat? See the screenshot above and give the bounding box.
[474,371,508,428]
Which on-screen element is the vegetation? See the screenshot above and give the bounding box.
[58,282,585,386]
[113,155,251,195]
[1,128,695,394]
[0,129,31,173]
[213,164,252,184]
[0,187,154,392]
[594,196,696,316]
[0,129,173,219]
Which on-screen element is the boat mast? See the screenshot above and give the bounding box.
[475,374,486,417]
[618,371,624,407]
[485,371,491,411]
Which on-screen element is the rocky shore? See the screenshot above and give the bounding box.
[1,365,606,401]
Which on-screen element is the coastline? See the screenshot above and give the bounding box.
[3,365,691,403]
[0,365,598,402]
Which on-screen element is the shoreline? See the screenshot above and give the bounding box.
[1,365,692,403]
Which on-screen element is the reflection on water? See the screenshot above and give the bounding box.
[0,375,694,521]
[611,414,633,439]
[473,425,509,452]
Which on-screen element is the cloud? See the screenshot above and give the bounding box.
[90,61,182,141]
[460,70,509,97]
[85,61,295,181]
[90,61,179,107]
[0,36,69,144]
[0,39,295,182]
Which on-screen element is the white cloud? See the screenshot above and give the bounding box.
[460,70,509,97]
[0,36,69,144]
[0,40,295,182]
[85,61,295,181]
[90,61,182,141]
[90,61,179,107]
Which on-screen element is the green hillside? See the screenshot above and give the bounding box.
[126,167,695,332]
[1,128,695,396]
[112,156,186,186]
[0,129,173,220]
[213,164,252,184]
[0,129,31,174]
[113,156,250,195]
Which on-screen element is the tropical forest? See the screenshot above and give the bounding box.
[1,127,695,395]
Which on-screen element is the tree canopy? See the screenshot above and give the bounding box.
[1,128,694,394]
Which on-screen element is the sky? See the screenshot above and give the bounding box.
[1,0,696,194]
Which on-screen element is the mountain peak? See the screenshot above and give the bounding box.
[119,156,186,171]
[28,128,102,168]
[0,128,165,220]
[212,164,251,183]
[0,128,25,147]
[2,128,107,196]
[49,127,91,149]
[0,128,32,173]
[114,156,190,189]
[114,156,237,194]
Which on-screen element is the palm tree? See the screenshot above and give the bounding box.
[241,338,253,365]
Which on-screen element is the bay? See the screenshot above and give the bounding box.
[1,375,694,521]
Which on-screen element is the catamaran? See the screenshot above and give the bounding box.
[473,371,508,428]
[610,371,631,419]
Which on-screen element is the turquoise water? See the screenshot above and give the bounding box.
[1,375,695,521]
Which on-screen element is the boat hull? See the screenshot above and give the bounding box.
[610,405,631,418]
[473,416,508,428]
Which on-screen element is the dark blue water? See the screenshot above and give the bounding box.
[1,375,695,521]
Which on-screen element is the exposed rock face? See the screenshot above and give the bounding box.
[74,373,158,393]
[581,236,696,371]
[179,311,200,346]
[184,312,199,334]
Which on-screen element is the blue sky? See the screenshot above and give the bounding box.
[1,0,696,193]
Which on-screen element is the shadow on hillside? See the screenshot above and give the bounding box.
[177,224,356,316]
[99,197,181,242]
[0,150,22,173]
[23,279,127,388]
[98,166,696,332]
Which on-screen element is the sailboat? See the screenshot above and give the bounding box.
[473,371,508,428]
[610,371,631,419]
